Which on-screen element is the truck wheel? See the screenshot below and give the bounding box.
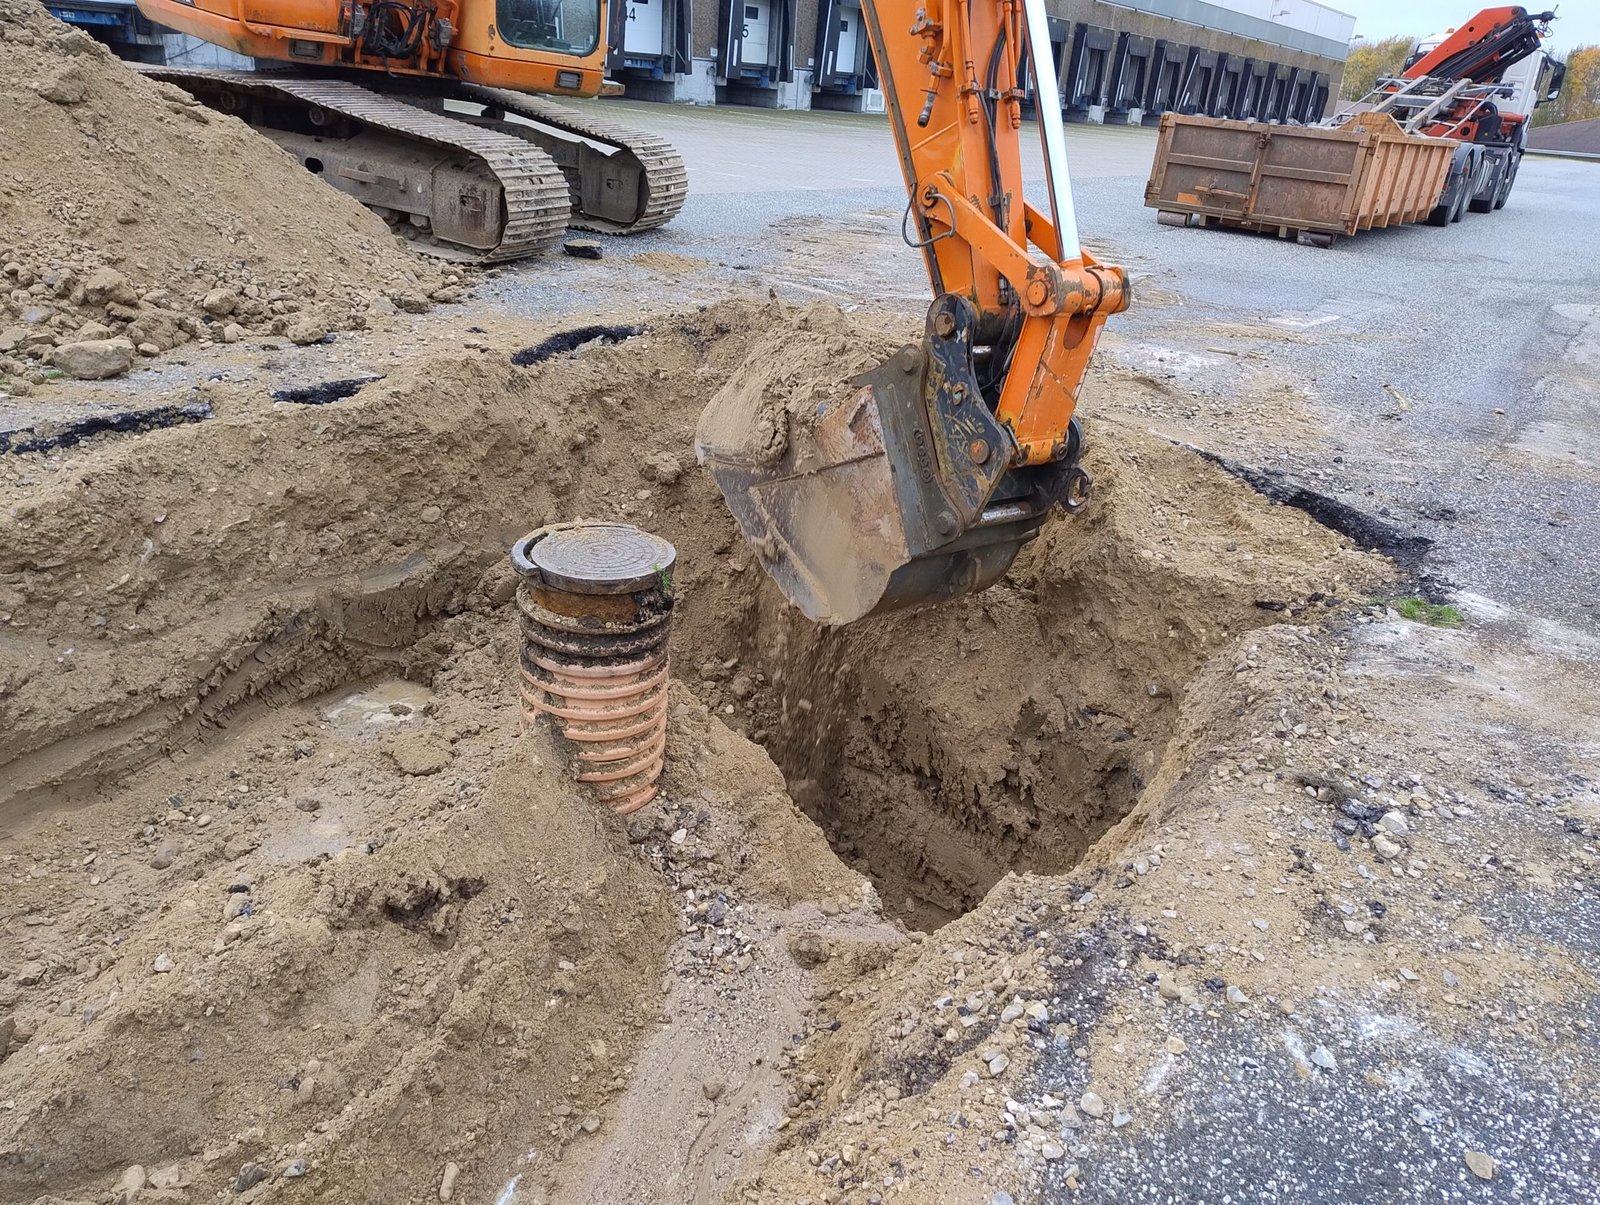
[1428,151,1472,227]
[1427,173,1460,226]
[1450,151,1483,222]
[1468,157,1503,214]
[1494,152,1521,210]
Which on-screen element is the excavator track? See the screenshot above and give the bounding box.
[454,85,689,235]
[142,68,571,263]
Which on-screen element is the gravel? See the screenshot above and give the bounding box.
[1030,998,1600,1204]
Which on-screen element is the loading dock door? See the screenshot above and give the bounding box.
[1238,61,1267,118]
[1065,23,1114,112]
[1306,73,1330,121]
[1261,65,1286,120]
[720,0,792,80]
[1156,60,1180,108]
[623,0,665,56]
[1109,33,1153,115]
[1275,67,1299,121]
[741,0,770,66]
[815,0,864,84]
[1146,41,1187,115]
[836,1,859,74]
[1287,72,1310,122]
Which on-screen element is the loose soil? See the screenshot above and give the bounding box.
[0,0,446,392]
[3,299,1596,1205]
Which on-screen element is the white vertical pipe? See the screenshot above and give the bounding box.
[1019,0,1081,262]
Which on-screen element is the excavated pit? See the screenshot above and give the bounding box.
[686,467,1364,929]
[0,301,1378,933]
[709,575,1193,931]
[0,301,1384,1199]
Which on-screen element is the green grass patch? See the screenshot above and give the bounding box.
[1393,597,1464,627]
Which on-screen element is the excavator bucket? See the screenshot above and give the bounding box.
[697,366,911,625]
[696,298,1067,626]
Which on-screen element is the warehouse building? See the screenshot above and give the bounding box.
[48,0,1350,124]
[610,0,1352,119]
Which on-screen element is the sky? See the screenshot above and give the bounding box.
[1335,2,1598,54]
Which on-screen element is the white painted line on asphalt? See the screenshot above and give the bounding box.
[1269,314,1340,329]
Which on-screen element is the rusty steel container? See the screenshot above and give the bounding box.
[512,522,676,815]
[1144,112,1456,245]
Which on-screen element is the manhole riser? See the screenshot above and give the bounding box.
[511,522,677,814]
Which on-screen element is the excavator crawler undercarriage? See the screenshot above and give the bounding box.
[144,69,688,262]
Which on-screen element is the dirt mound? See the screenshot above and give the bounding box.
[0,617,863,1203]
[0,0,445,392]
[0,299,1392,1202]
[4,628,674,1200]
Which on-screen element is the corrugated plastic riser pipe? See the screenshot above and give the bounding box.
[511,522,677,815]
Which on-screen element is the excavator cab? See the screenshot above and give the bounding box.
[496,0,604,57]
[135,0,612,92]
[698,0,1128,624]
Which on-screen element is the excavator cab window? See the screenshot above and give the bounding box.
[496,0,601,54]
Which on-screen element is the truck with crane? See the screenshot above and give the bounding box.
[1144,6,1565,245]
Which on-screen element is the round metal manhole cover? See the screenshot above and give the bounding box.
[514,522,677,594]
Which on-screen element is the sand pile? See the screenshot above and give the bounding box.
[0,0,447,391]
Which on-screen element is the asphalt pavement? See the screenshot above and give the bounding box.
[1104,152,1600,639]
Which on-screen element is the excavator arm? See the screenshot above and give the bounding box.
[697,0,1128,624]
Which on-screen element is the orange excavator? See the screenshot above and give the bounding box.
[697,0,1128,623]
[136,0,689,258]
[141,0,1127,622]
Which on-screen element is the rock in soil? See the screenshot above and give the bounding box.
[383,734,454,776]
[51,337,133,380]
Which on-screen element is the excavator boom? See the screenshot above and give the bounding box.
[137,0,1124,622]
[697,0,1128,624]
